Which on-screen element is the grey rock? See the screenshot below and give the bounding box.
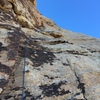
[0,0,100,100]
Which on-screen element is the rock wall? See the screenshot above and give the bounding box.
[0,0,100,100]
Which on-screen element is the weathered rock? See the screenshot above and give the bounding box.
[0,0,100,100]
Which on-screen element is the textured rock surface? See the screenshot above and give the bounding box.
[0,0,100,100]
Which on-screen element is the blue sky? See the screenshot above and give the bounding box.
[37,0,100,38]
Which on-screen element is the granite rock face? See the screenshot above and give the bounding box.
[0,0,100,100]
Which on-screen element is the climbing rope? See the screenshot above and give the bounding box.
[21,39,31,100]
[22,43,27,100]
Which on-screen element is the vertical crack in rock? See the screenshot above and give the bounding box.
[67,59,87,100]
[74,71,87,100]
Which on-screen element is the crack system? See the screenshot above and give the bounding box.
[67,60,87,100]
[74,71,87,100]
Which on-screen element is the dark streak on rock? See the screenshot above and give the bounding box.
[25,91,32,97]
[0,63,11,74]
[7,49,17,60]
[49,40,73,45]
[0,79,9,88]
[87,48,100,53]
[66,50,88,56]
[5,95,13,99]
[39,80,70,97]
[62,63,69,66]
[7,27,27,60]
[0,42,2,47]
[12,87,21,91]
[44,75,59,80]
[0,42,7,52]
[19,43,55,67]
[78,83,85,94]
[0,64,11,88]
[44,75,54,79]
[2,25,55,67]
[74,72,87,100]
